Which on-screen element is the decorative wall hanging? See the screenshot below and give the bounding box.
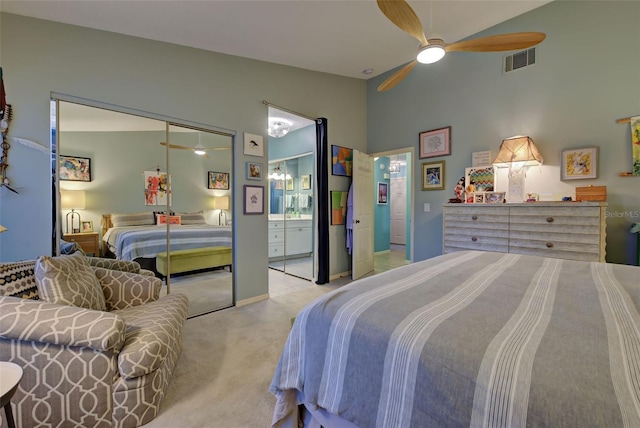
[465,166,495,192]
[332,145,353,176]
[144,170,168,206]
[60,155,92,182]
[244,132,264,157]
[377,182,388,204]
[421,161,445,190]
[246,162,263,180]
[243,185,264,214]
[561,147,598,180]
[330,190,348,225]
[419,126,451,159]
[632,116,640,176]
[208,171,230,189]
[0,67,17,194]
[301,174,311,190]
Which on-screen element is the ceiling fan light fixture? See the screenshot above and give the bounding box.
[268,118,292,138]
[417,39,446,64]
[194,141,207,156]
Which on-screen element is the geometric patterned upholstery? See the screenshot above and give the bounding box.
[0,260,39,299]
[35,252,107,311]
[0,255,189,428]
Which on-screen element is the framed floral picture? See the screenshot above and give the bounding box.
[60,155,91,182]
[208,171,230,189]
[421,161,445,191]
[561,147,598,180]
[419,126,451,159]
[243,185,264,215]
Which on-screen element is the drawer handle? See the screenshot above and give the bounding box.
[546,217,554,223]
[471,236,478,242]
[472,215,478,220]
[546,242,554,248]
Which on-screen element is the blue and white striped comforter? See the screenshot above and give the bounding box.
[103,225,232,260]
[271,250,640,427]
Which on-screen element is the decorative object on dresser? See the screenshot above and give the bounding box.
[81,220,93,233]
[575,185,606,202]
[60,189,85,233]
[464,165,495,203]
[442,202,607,262]
[492,136,543,203]
[63,231,99,256]
[561,147,598,180]
[421,160,445,191]
[419,126,451,159]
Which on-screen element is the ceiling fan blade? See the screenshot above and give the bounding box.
[377,0,428,47]
[446,32,546,53]
[160,142,192,150]
[377,60,418,92]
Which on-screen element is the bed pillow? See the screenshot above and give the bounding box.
[0,260,39,300]
[111,211,155,227]
[35,252,106,311]
[178,210,207,225]
[153,210,175,224]
[156,214,182,225]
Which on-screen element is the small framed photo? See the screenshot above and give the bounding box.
[301,174,311,190]
[244,132,264,157]
[377,182,388,204]
[422,161,445,191]
[243,185,264,215]
[246,162,263,180]
[561,147,598,180]
[208,171,230,190]
[60,155,91,182]
[485,192,505,204]
[419,126,451,159]
[332,145,353,176]
[81,220,94,233]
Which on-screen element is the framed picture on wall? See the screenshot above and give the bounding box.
[286,177,294,191]
[561,147,598,180]
[208,171,230,189]
[421,161,445,191]
[377,182,388,204]
[60,155,91,182]
[246,162,262,180]
[243,185,264,215]
[244,132,264,157]
[419,126,451,159]
[301,174,311,190]
[330,190,348,225]
[332,145,353,176]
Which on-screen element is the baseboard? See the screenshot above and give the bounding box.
[330,271,351,281]
[375,249,391,255]
[236,293,269,307]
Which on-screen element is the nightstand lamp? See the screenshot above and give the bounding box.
[214,196,229,225]
[61,190,86,233]
[493,136,543,203]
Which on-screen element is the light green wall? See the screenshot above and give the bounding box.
[367,1,640,265]
[0,13,367,300]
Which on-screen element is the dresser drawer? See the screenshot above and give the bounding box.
[269,221,284,230]
[268,229,284,243]
[509,206,601,227]
[444,234,508,254]
[269,244,284,258]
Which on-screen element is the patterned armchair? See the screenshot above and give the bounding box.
[0,253,189,428]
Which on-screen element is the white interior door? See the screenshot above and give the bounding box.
[390,177,406,245]
[352,149,374,280]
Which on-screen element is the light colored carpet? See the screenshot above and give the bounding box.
[143,280,344,428]
[161,270,233,317]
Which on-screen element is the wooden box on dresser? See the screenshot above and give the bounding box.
[443,202,607,262]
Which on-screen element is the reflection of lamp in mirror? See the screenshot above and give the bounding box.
[493,136,543,203]
[61,190,86,233]
[214,196,229,225]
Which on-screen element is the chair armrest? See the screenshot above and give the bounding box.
[93,267,162,311]
[87,257,142,273]
[0,296,125,351]
[139,268,155,277]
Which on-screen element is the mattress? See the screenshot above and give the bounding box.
[271,250,640,427]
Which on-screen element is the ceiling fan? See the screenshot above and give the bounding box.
[159,141,230,159]
[376,0,546,92]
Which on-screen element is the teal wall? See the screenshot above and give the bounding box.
[0,13,367,301]
[374,157,390,253]
[367,1,640,265]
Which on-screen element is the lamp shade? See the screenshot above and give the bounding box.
[0,224,7,233]
[213,196,229,210]
[60,190,86,210]
[493,136,543,167]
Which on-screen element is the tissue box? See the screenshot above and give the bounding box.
[575,185,606,202]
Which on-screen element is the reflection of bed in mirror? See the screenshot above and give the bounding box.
[101,212,232,274]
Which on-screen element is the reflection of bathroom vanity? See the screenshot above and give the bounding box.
[268,218,312,260]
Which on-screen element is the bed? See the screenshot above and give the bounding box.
[101,213,232,261]
[270,250,640,427]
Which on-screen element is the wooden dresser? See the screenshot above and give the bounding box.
[443,202,607,262]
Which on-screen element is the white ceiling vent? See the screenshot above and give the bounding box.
[504,47,536,73]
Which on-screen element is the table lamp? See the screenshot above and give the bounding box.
[493,136,543,203]
[61,190,86,233]
[0,224,7,233]
[214,196,229,225]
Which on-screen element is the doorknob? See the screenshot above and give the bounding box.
[355,219,360,224]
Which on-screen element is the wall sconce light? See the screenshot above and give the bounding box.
[61,189,86,233]
[214,196,230,225]
[493,136,543,203]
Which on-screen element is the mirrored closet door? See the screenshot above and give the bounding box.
[52,99,234,317]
